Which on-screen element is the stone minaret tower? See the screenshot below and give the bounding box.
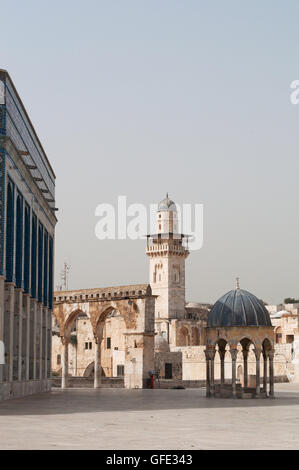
[146,195,189,325]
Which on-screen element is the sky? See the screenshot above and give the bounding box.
[1,0,299,304]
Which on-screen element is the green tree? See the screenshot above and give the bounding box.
[284,297,299,304]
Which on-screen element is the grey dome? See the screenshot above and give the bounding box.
[207,289,272,327]
[158,193,176,212]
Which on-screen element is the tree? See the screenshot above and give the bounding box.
[284,298,299,304]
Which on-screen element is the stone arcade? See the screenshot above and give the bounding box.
[54,285,155,389]
[0,70,57,400]
[52,195,206,387]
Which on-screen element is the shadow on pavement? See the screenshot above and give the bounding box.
[0,384,299,416]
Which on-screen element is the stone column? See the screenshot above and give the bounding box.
[24,293,30,381]
[242,348,249,389]
[230,348,238,398]
[204,350,211,398]
[15,288,23,382]
[268,351,274,398]
[0,276,5,382]
[254,348,261,397]
[38,303,43,381]
[94,339,101,389]
[210,349,216,397]
[32,299,37,380]
[61,337,69,389]
[219,349,225,386]
[44,307,48,380]
[263,352,268,395]
[5,283,15,382]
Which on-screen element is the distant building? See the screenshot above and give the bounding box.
[51,196,299,390]
[0,70,57,400]
[52,195,208,386]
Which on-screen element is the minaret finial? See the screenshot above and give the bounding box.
[236,277,240,289]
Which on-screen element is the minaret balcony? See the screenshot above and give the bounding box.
[146,244,189,256]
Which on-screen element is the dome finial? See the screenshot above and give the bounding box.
[236,277,240,289]
[158,194,176,212]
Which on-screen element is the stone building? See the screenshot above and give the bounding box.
[0,70,57,400]
[52,195,207,385]
[52,285,155,389]
[51,194,297,389]
[265,303,299,381]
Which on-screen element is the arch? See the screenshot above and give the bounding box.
[83,361,94,378]
[83,361,106,378]
[240,337,254,351]
[94,301,140,338]
[177,326,190,347]
[63,308,90,339]
[5,182,14,282]
[95,306,116,338]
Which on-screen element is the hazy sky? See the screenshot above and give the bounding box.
[1,0,299,304]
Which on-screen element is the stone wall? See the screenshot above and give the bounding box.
[155,351,182,380]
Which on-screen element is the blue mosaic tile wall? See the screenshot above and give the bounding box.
[0,98,6,275]
[5,76,55,199]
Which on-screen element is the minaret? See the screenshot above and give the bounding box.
[146,194,189,324]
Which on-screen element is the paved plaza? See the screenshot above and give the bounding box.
[0,383,299,450]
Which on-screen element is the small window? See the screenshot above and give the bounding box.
[106,337,111,349]
[117,365,124,377]
[57,354,61,365]
[287,335,294,344]
[89,342,92,350]
[276,333,282,344]
[85,342,89,350]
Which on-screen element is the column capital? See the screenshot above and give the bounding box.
[204,348,215,360]
[268,350,274,360]
[204,349,210,360]
[242,348,249,359]
[254,347,262,359]
[230,348,238,361]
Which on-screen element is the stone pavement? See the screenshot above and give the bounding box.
[0,383,299,449]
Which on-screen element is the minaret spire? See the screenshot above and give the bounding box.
[236,277,240,289]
